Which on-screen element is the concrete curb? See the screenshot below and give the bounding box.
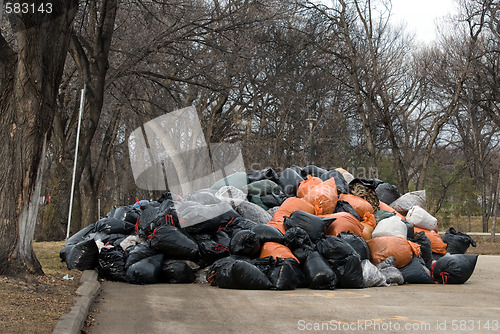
[52,270,101,334]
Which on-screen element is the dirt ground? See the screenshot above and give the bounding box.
[0,242,81,334]
[0,234,498,334]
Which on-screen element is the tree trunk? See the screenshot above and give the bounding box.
[0,1,78,275]
[39,162,71,241]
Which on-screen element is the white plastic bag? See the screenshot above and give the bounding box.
[406,206,437,230]
[372,216,407,239]
[215,186,246,206]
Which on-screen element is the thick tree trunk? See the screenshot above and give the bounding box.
[0,1,78,276]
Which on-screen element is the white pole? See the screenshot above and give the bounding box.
[98,197,101,220]
[66,84,86,241]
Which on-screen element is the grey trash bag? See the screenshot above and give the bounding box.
[235,200,272,225]
[389,190,426,216]
[361,260,387,287]
[376,256,404,285]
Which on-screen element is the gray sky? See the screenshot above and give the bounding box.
[390,0,457,43]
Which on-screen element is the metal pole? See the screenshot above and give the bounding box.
[66,84,86,240]
[97,197,101,220]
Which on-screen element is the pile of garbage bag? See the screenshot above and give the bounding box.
[60,165,478,289]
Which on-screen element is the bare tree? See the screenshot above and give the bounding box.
[0,1,78,275]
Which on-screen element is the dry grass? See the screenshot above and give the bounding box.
[0,241,81,334]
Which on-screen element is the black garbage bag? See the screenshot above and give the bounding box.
[215,230,231,252]
[290,165,304,175]
[179,201,241,235]
[156,191,173,203]
[316,235,358,262]
[320,170,349,194]
[218,216,257,237]
[125,254,163,284]
[442,227,477,254]
[160,261,196,283]
[376,256,404,285]
[137,202,161,236]
[333,201,361,221]
[125,243,157,268]
[229,260,273,290]
[292,245,315,264]
[213,258,272,290]
[247,168,280,184]
[60,224,96,262]
[374,210,396,223]
[410,231,433,270]
[432,254,478,284]
[229,230,261,257]
[267,258,304,290]
[303,251,338,290]
[66,238,99,270]
[284,227,313,250]
[207,256,242,286]
[337,232,370,261]
[403,220,415,239]
[93,233,128,248]
[278,168,304,197]
[302,165,327,178]
[149,225,200,260]
[250,256,275,276]
[399,257,434,284]
[97,247,127,282]
[332,254,364,289]
[260,193,288,208]
[284,211,335,242]
[195,234,229,267]
[112,206,140,224]
[158,199,180,226]
[251,224,285,244]
[375,182,401,205]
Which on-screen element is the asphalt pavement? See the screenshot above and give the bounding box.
[85,255,500,334]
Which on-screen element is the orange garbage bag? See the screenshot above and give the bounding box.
[304,180,338,215]
[272,197,315,224]
[367,236,421,268]
[322,212,364,238]
[379,201,406,220]
[259,242,299,263]
[414,227,447,255]
[297,175,322,198]
[339,194,374,218]
[360,212,376,240]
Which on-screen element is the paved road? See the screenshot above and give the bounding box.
[85,256,500,334]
